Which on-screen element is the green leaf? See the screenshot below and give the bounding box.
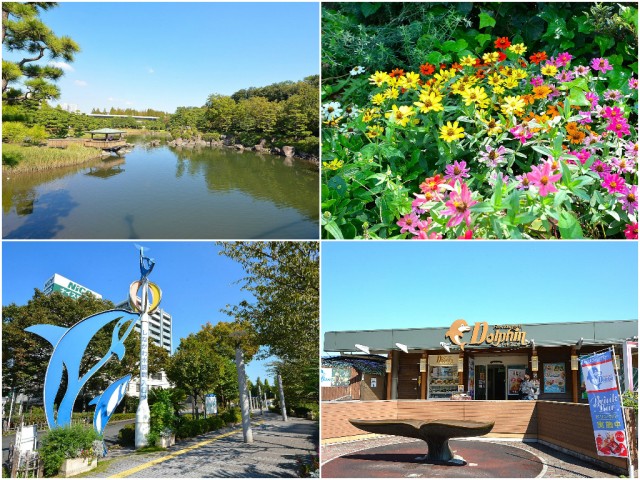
[324,221,344,239]
[568,88,590,107]
[359,143,377,160]
[531,145,554,158]
[474,33,492,50]
[379,144,404,161]
[470,202,495,213]
[594,35,615,56]
[442,39,468,53]
[327,175,347,197]
[479,12,496,29]
[425,51,443,66]
[360,3,382,18]
[558,211,584,239]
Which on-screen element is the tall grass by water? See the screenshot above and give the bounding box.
[2,143,103,173]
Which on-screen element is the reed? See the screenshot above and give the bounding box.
[2,143,103,173]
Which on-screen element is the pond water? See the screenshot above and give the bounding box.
[2,140,319,239]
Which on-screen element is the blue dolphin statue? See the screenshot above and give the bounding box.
[25,309,139,429]
[89,374,131,436]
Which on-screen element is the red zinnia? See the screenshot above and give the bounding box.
[494,37,511,49]
[419,62,435,76]
[529,52,547,65]
[473,58,483,68]
[451,62,463,71]
[389,68,405,78]
[439,63,448,70]
[497,51,507,62]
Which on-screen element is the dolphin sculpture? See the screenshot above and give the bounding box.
[90,374,131,435]
[25,309,139,429]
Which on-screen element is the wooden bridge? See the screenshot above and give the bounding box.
[48,128,129,152]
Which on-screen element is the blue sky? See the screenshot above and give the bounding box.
[322,241,639,351]
[2,241,278,384]
[3,2,319,113]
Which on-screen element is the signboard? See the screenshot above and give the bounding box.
[543,363,566,393]
[508,367,526,395]
[444,319,527,350]
[467,357,475,399]
[581,350,629,458]
[320,368,332,387]
[370,378,377,388]
[332,367,351,387]
[44,273,102,300]
[205,394,218,415]
[428,354,458,366]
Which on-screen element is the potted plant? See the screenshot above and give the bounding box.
[148,389,177,448]
[39,424,102,477]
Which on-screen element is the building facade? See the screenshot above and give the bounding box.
[324,319,638,403]
[44,273,102,300]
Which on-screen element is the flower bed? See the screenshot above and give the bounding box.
[322,37,638,239]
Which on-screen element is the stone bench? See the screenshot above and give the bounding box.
[348,418,495,465]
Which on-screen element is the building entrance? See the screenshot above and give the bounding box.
[487,364,506,400]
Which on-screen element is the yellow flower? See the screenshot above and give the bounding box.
[492,85,506,95]
[385,104,416,127]
[510,68,528,80]
[362,108,381,123]
[323,117,343,128]
[461,86,490,109]
[365,125,384,139]
[486,73,504,87]
[482,51,500,64]
[439,121,465,142]
[508,43,527,55]
[371,93,386,106]
[384,87,399,100]
[400,71,421,90]
[323,159,344,170]
[450,80,467,95]
[503,76,520,89]
[460,55,477,67]
[501,95,526,116]
[413,91,444,113]
[432,68,457,85]
[369,71,390,87]
[540,64,558,76]
[479,116,503,136]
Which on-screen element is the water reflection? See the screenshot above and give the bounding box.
[2,142,319,239]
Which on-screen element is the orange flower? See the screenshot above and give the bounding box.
[419,62,435,76]
[566,122,580,133]
[519,59,528,68]
[567,127,586,144]
[546,104,561,117]
[529,52,547,65]
[451,62,463,71]
[521,94,535,105]
[389,68,405,78]
[532,85,553,100]
[439,63,448,70]
[494,37,511,49]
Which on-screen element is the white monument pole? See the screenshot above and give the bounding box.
[135,250,151,448]
[235,345,254,443]
[277,374,287,422]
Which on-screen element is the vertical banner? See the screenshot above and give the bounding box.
[467,357,475,399]
[580,350,629,458]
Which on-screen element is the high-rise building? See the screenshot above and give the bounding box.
[115,300,173,353]
[44,273,102,300]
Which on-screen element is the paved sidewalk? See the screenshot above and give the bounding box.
[321,436,619,478]
[86,414,317,478]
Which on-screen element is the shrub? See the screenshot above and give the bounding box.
[221,407,242,424]
[39,424,102,477]
[2,151,22,168]
[117,424,136,447]
[2,121,29,143]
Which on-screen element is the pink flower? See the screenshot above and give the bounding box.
[479,145,507,167]
[567,149,591,165]
[441,182,477,228]
[624,141,638,160]
[458,229,474,239]
[624,223,638,239]
[585,92,599,107]
[619,185,638,214]
[600,106,624,120]
[590,57,613,73]
[573,65,591,77]
[601,173,626,194]
[603,89,622,101]
[530,75,544,87]
[629,77,638,89]
[509,124,533,144]
[444,160,470,182]
[577,111,593,124]
[414,218,442,240]
[397,212,421,235]
[527,162,562,197]
[555,70,575,82]
[612,157,636,174]
[606,117,630,138]
[556,52,573,67]
[590,160,611,178]
[515,174,531,190]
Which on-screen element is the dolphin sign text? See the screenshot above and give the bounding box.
[25,309,139,430]
[445,319,528,350]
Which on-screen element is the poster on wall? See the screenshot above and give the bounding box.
[320,368,332,387]
[581,350,629,458]
[467,357,475,399]
[332,366,351,387]
[543,363,566,393]
[508,367,526,395]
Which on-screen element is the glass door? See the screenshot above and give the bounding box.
[474,365,486,400]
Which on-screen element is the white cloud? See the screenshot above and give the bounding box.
[74,80,88,87]
[49,61,74,72]
[125,101,134,105]
[148,68,154,74]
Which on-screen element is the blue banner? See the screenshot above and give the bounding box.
[580,350,629,458]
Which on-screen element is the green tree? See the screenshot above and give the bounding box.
[2,2,80,106]
[203,94,237,136]
[2,290,169,411]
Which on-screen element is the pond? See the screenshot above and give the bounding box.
[2,140,319,239]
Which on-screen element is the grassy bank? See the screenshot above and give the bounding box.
[2,143,103,173]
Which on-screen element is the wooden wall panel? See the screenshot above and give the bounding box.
[321,367,361,402]
[322,401,398,439]
[397,353,421,399]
